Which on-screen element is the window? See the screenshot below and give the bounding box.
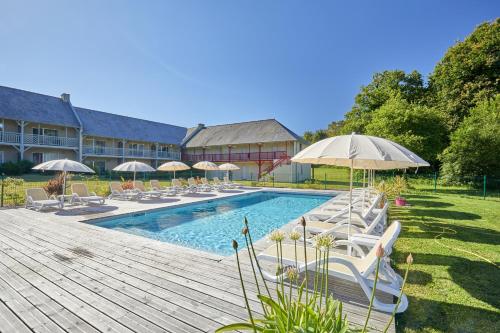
[43,129,58,137]
[95,140,106,154]
[33,153,43,165]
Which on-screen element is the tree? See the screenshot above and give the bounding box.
[439,95,500,180]
[342,70,427,134]
[326,120,344,137]
[365,94,447,165]
[429,19,500,130]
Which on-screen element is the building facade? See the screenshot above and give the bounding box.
[0,85,310,181]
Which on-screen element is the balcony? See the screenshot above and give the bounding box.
[183,151,288,163]
[83,146,181,160]
[0,131,78,148]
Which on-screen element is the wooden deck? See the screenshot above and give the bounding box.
[0,195,395,332]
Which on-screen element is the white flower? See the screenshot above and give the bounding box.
[289,230,301,241]
[268,230,285,242]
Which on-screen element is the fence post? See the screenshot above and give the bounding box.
[272,172,275,187]
[0,173,4,208]
[324,172,326,190]
[483,175,486,199]
[434,172,437,193]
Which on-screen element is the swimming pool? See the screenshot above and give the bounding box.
[91,191,330,256]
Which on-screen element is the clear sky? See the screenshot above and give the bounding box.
[0,1,498,134]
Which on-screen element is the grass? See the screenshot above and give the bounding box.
[390,193,500,333]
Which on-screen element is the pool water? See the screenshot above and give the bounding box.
[92,192,330,256]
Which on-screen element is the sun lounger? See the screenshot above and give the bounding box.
[307,193,384,224]
[108,182,142,200]
[171,179,188,194]
[188,178,208,192]
[25,188,63,211]
[257,221,408,313]
[223,176,241,188]
[71,183,105,205]
[212,177,228,190]
[298,202,389,242]
[133,181,162,198]
[150,180,177,196]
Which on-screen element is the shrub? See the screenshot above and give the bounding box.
[121,180,134,190]
[0,160,34,175]
[3,177,25,206]
[44,173,65,196]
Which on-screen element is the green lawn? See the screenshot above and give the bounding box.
[390,193,500,333]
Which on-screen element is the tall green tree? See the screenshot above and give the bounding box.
[342,70,427,134]
[429,19,500,130]
[440,95,500,180]
[365,94,447,165]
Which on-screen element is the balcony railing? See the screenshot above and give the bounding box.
[24,134,79,148]
[183,151,289,163]
[83,146,181,160]
[0,131,21,144]
[0,131,78,148]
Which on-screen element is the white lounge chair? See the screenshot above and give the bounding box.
[298,202,390,242]
[223,176,241,188]
[307,193,384,225]
[133,181,162,198]
[71,183,105,205]
[213,177,228,190]
[108,182,142,200]
[171,179,188,194]
[150,180,177,196]
[187,178,204,193]
[257,221,408,313]
[25,188,62,211]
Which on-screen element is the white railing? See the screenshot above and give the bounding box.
[83,146,180,160]
[83,146,123,157]
[24,134,79,147]
[157,151,181,160]
[0,132,78,147]
[0,131,21,144]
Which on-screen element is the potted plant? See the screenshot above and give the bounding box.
[392,175,408,206]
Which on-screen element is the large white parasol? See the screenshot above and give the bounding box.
[218,163,240,179]
[32,159,95,207]
[157,161,190,179]
[292,133,429,240]
[113,161,155,182]
[193,161,219,178]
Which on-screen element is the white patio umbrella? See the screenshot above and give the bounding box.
[113,161,156,182]
[157,161,190,179]
[32,159,95,207]
[193,161,219,178]
[292,133,429,240]
[218,163,240,179]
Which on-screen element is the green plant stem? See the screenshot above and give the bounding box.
[318,250,326,312]
[362,257,381,333]
[244,234,265,312]
[302,222,309,325]
[279,241,285,298]
[246,224,271,297]
[325,248,330,305]
[234,246,256,332]
[382,261,412,333]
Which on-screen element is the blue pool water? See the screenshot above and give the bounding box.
[91,192,330,255]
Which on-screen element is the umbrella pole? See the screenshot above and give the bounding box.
[62,171,66,208]
[348,159,353,255]
[133,171,136,183]
[173,170,176,180]
[362,169,366,213]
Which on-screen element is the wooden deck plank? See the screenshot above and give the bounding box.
[0,299,33,333]
[0,203,395,333]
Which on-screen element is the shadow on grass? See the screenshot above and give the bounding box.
[399,221,500,246]
[405,200,454,208]
[398,296,500,333]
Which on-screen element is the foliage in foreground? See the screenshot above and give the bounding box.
[217,218,412,332]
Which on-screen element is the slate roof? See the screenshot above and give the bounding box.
[0,85,304,147]
[0,86,80,127]
[75,107,188,145]
[183,119,305,147]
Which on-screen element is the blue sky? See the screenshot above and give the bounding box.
[0,1,498,134]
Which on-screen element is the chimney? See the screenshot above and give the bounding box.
[61,93,70,103]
